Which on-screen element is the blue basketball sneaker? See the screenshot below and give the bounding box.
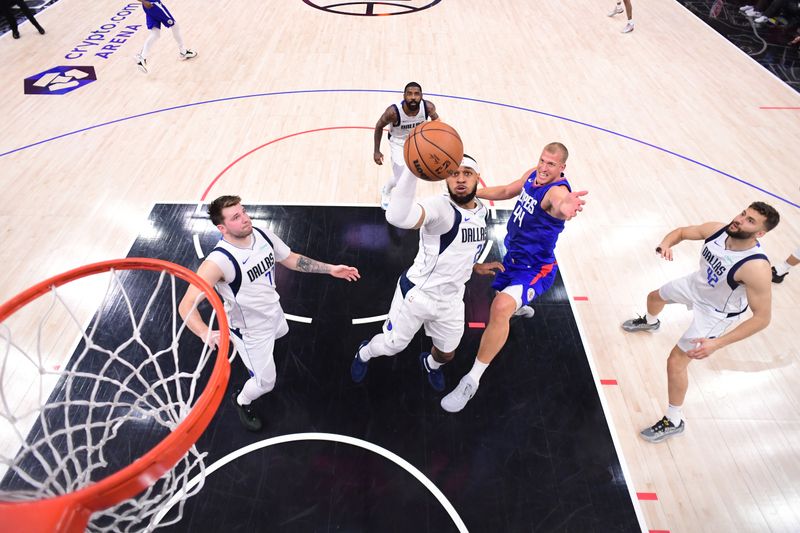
[419,352,445,392]
[351,340,370,383]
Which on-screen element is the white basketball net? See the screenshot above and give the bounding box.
[0,267,221,531]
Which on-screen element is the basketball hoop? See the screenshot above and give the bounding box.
[0,258,230,532]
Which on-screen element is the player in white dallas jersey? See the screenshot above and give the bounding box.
[179,195,360,431]
[622,202,780,443]
[373,82,439,210]
[351,156,503,392]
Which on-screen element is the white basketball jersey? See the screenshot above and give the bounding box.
[387,100,429,146]
[206,227,291,331]
[405,195,488,300]
[690,226,768,316]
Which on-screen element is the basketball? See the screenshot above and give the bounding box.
[403,121,464,181]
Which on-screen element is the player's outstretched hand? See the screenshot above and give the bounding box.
[561,190,588,220]
[373,151,384,165]
[473,261,505,276]
[655,244,673,261]
[331,265,361,281]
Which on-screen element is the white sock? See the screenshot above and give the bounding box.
[774,261,791,276]
[645,313,659,324]
[666,404,683,426]
[467,360,489,384]
[358,341,373,362]
[427,354,443,370]
[238,377,274,406]
[141,27,161,60]
[170,23,186,54]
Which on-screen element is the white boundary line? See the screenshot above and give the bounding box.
[557,260,648,533]
[476,239,493,264]
[151,432,469,532]
[284,313,312,324]
[673,1,799,98]
[351,314,388,325]
[192,234,204,259]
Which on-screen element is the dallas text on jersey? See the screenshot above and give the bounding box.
[462,227,486,243]
[247,253,275,282]
[701,245,726,277]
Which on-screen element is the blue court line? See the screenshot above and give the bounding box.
[3,88,796,209]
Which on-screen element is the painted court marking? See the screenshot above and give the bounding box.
[2,89,796,209]
[352,314,388,325]
[152,432,469,532]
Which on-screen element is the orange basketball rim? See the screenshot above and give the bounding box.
[0,258,230,533]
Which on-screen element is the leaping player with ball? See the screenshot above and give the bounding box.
[351,142,503,392]
[441,142,588,412]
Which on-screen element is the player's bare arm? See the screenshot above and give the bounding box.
[686,259,772,359]
[655,221,724,261]
[138,0,153,8]
[425,101,440,121]
[178,260,225,347]
[373,106,399,165]
[542,185,588,220]
[476,170,529,201]
[280,252,360,281]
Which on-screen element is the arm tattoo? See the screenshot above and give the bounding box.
[296,255,330,274]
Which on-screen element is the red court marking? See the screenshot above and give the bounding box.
[202,126,374,201]
[649,530,671,533]
[468,322,486,329]
[759,106,800,110]
[637,492,658,501]
[573,296,589,301]
[600,379,618,385]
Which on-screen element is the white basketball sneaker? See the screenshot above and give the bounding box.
[608,4,624,16]
[181,49,197,60]
[513,305,535,319]
[441,375,478,413]
[621,21,635,33]
[135,54,148,74]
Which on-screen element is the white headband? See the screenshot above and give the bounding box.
[460,154,480,174]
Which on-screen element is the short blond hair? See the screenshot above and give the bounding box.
[544,142,568,163]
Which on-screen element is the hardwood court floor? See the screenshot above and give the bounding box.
[1,1,799,531]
